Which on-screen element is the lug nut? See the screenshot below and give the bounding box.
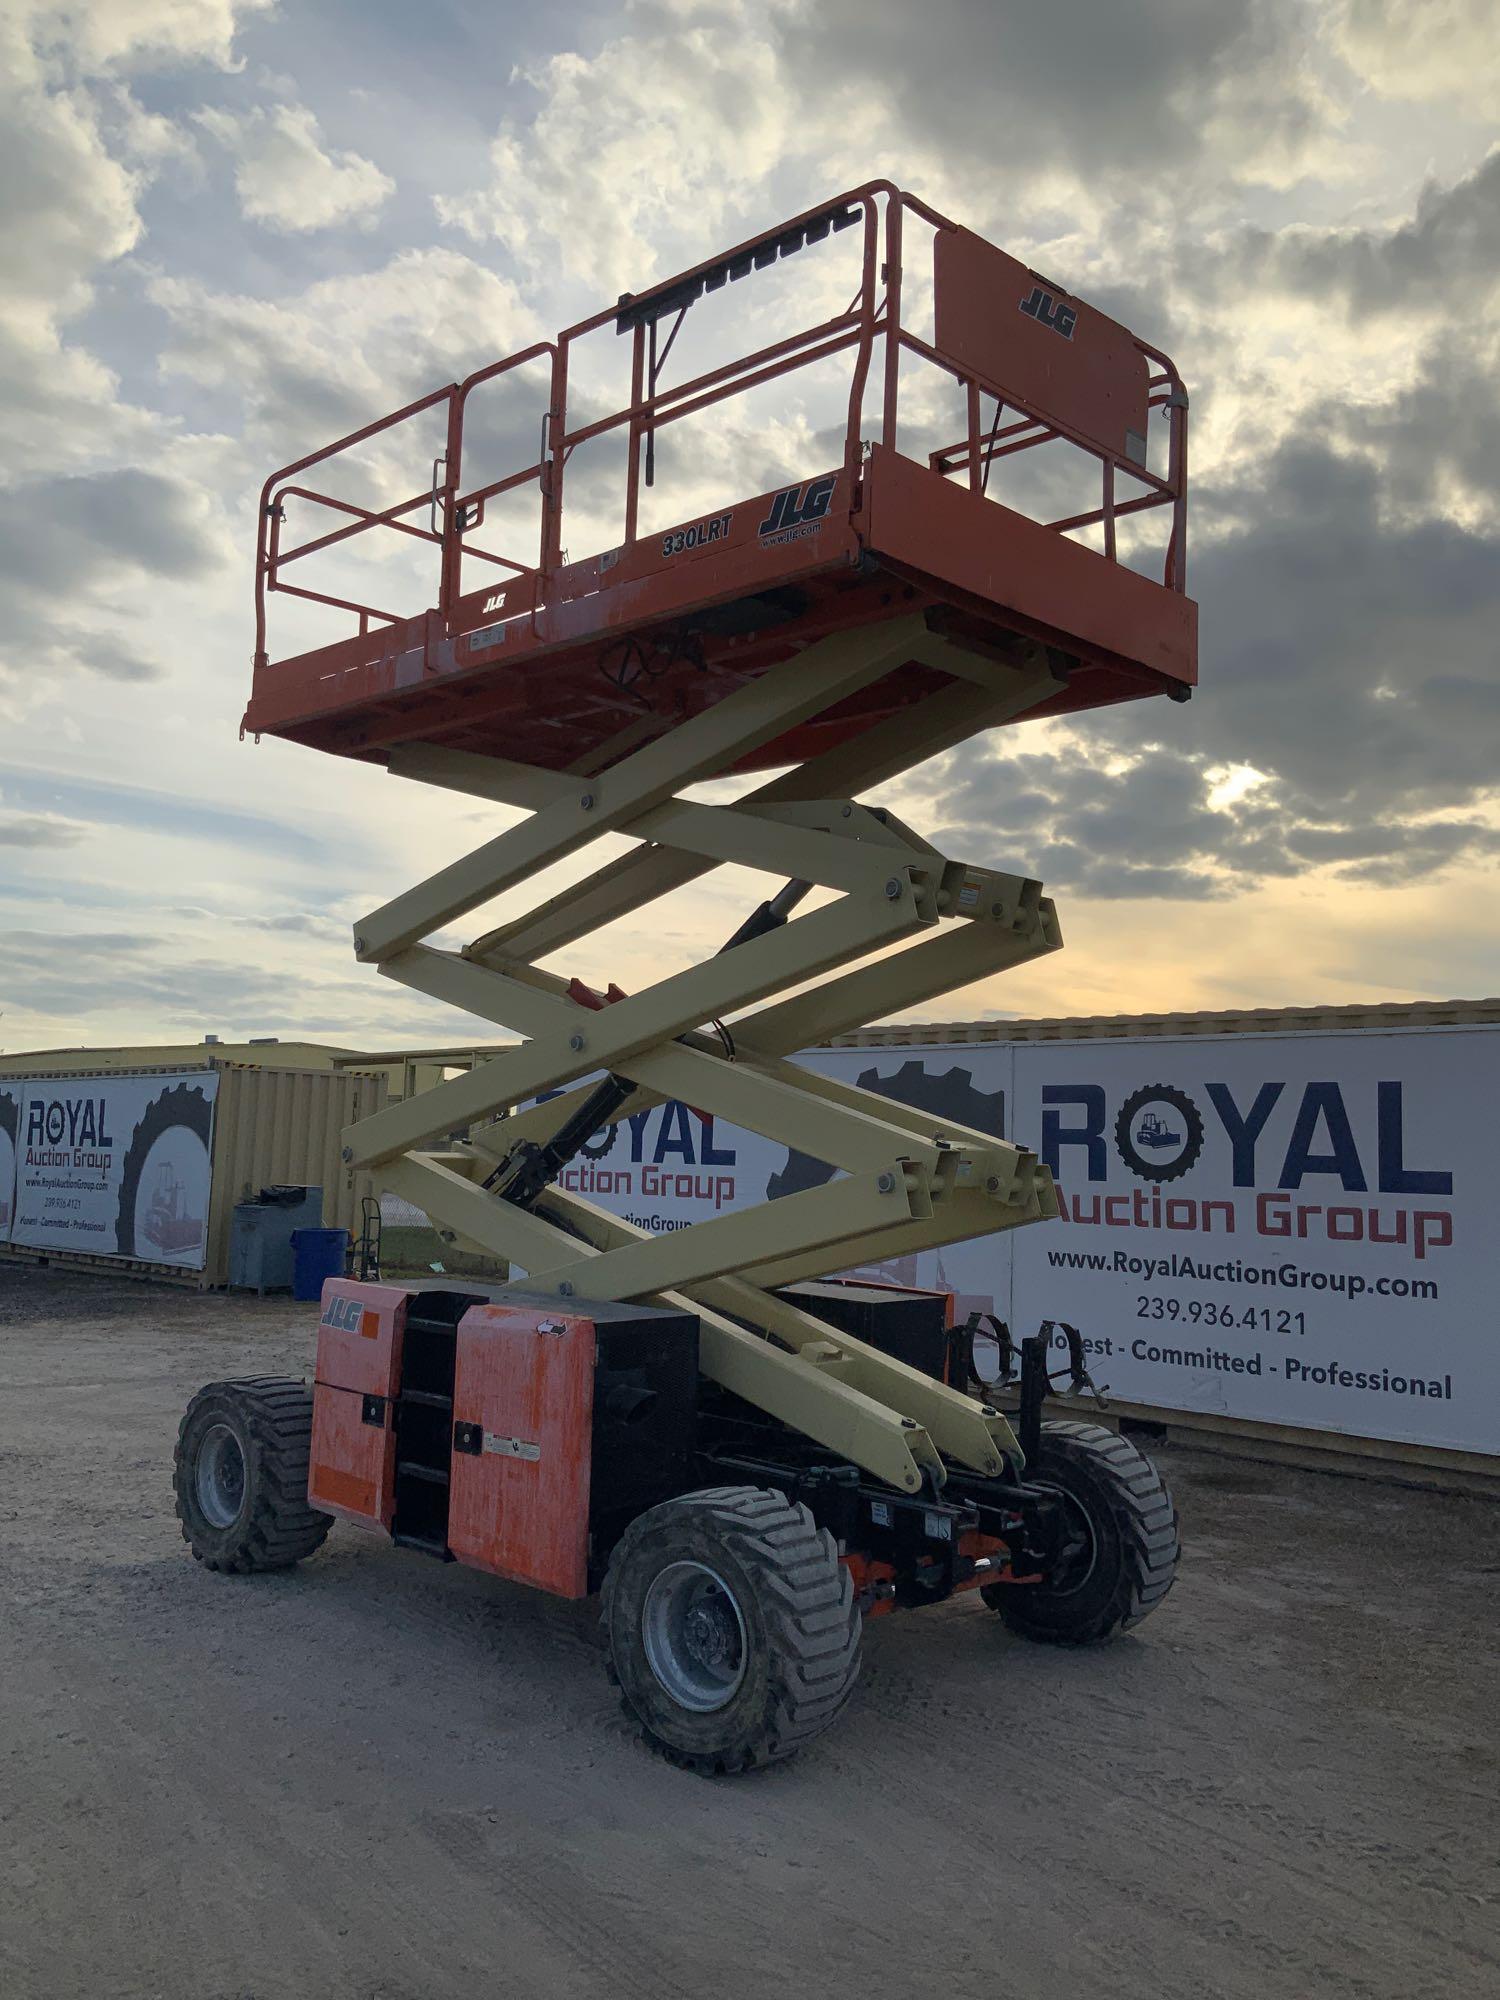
[877,1170,896,1192]
[884,877,902,899]
[569,1033,586,1052]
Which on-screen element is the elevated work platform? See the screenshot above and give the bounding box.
[246,188,1196,1495]
[245,184,1194,775]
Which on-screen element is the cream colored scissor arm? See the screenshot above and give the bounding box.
[344,617,1065,1489]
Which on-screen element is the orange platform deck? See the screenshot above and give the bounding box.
[245,185,1195,779]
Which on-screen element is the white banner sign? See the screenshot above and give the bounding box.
[521,1025,1496,1457]
[0,1071,219,1269]
[1009,1030,1491,1454]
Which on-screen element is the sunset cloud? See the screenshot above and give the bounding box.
[2,0,1496,1055]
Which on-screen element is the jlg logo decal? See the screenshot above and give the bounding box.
[1019,284,1076,340]
[320,1294,375,1337]
[758,474,837,546]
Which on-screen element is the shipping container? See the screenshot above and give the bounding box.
[828,996,1500,1045]
[0,1061,385,1289]
[0,1039,362,1074]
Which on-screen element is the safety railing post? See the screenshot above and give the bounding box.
[882,197,903,454]
[266,500,284,603]
[1102,457,1117,561]
[543,343,567,577]
[439,386,463,621]
[843,198,881,490]
[624,322,646,545]
[1170,398,1188,592]
[254,496,276,663]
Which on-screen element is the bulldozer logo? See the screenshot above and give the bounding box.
[142,1161,204,1255]
[758,474,836,545]
[1114,1084,1205,1185]
[1019,285,1077,340]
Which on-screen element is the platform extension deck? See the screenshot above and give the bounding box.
[245,184,1194,776]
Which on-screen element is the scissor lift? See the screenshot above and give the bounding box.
[176,185,1192,1772]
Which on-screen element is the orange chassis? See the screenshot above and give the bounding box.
[306,1274,1068,1618]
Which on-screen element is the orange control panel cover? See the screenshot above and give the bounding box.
[447,1303,596,1599]
[312,1278,408,1399]
[309,1382,397,1529]
[308,1278,409,1530]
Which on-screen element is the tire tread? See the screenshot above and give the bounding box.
[173,1377,332,1574]
[986,1421,1180,1644]
[601,1484,862,1776]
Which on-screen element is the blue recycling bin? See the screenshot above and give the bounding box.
[290,1226,350,1301]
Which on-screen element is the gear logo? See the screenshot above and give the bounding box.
[1113,1083,1205,1184]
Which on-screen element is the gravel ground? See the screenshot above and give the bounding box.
[1,1264,1496,2000]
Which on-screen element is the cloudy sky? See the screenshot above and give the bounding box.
[2,0,1497,1058]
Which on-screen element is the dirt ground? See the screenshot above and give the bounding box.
[1,1266,1496,2000]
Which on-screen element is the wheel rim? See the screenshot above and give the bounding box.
[195,1422,247,1529]
[1031,1480,1099,1597]
[641,1561,748,1713]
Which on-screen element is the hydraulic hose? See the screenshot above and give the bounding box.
[488,878,813,1210]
